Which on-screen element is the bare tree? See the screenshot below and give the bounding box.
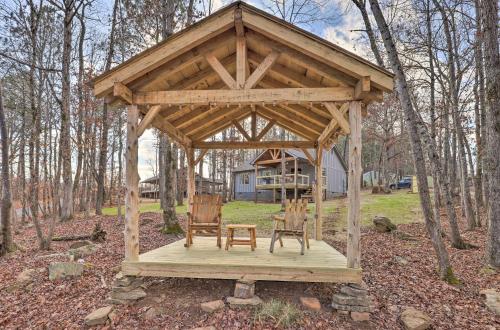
[481,0,499,267]
[0,80,14,255]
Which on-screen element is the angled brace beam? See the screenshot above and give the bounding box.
[137,105,161,137]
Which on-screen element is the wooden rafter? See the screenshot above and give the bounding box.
[133,87,354,105]
[262,105,324,135]
[255,119,275,141]
[191,109,249,140]
[205,53,238,89]
[156,117,192,148]
[94,9,235,97]
[257,106,317,141]
[185,107,244,137]
[247,50,323,88]
[241,11,393,91]
[232,119,252,141]
[301,148,315,165]
[244,50,280,89]
[173,105,221,129]
[194,149,208,166]
[324,102,350,134]
[130,31,236,92]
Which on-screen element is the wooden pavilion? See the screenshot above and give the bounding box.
[92,2,393,283]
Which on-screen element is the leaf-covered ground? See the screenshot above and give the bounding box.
[0,206,498,329]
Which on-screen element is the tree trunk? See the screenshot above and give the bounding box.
[177,149,185,205]
[370,0,455,281]
[222,130,228,203]
[481,0,500,267]
[59,4,74,221]
[96,0,119,215]
[0,80,14,255]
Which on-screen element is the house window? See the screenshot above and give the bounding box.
[241,173,249,185]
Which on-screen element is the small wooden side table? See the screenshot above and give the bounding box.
[225,224,257,251]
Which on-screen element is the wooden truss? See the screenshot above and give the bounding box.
[92,2,393,271]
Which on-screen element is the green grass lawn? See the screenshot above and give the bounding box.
[102,190,422,232]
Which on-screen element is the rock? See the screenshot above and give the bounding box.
[144,307,159,320]
[227,296,262,307]
[299,297,321,311]
[201,300,225,313]
[340,285,367,297]
[17,269,36,284]
[373,216,397,232]
[479,289,500,315]
[104,298,129,305]
[394,256,409,266]
[400,307,431,330]
[68,243,98,260]
[336,309,349,315]
[84,306,113,326]
[348,281,368,290]
[234,280,255,299]
[332,293,371,306]
[350,311,370,322]
[69,240,93,249]
[48,262,83,281]
[111,288,146,301]
[331,302,373,313]
[113,273,142,287]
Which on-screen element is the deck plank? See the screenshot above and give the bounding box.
[122,237,362,283]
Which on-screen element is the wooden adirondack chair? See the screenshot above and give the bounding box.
[185,194,222,248]
[269,199,310,255]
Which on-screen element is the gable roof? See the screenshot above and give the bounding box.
[92,1,393,97]
[92,1,393,147]
[233,146,347,173]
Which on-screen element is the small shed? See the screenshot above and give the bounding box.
[92,1,393,283]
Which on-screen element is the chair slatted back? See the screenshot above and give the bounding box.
[284,199,308,230]
[192,194,222,223]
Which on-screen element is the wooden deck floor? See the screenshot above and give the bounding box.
[122,237,361,283]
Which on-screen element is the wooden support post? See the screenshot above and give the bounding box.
[251,111,257,140]
[294,157,298,200]
[187,147,195,214]
[254,163,258,203]
[347,101,362,268]
[314,146,323,240]
[125,105,140,262]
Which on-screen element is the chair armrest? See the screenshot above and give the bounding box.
[273,215,285,221]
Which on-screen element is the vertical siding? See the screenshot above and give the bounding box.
[322,148,347,194]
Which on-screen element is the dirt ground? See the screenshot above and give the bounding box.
[0,209,498,329]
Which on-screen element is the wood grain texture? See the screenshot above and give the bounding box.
[347,101,362,268]
[122,237,361,283]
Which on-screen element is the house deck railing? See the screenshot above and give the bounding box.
[256,174,310,187]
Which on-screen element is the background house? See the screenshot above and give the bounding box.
[140,172,223,199]
[233,147,347,203]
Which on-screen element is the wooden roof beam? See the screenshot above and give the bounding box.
[255,119,275,141]
[248,50,323,88]
[243,50,280,89]
[232,119,252,141]
[318,102,349,146]
[245,31,355,87]
[156,118,192,148]
[183,106,243,137]
[263,105,324,135]
[114,82,133,104]
[137,105,162,137]
[193,140,315,149]
[190,109,249,140]
[205,52,238,89]
[93,8,235,97]
[324,102,350,134]
[257,106,317,141]
[133,87,354,105]
[241,12,393,91]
